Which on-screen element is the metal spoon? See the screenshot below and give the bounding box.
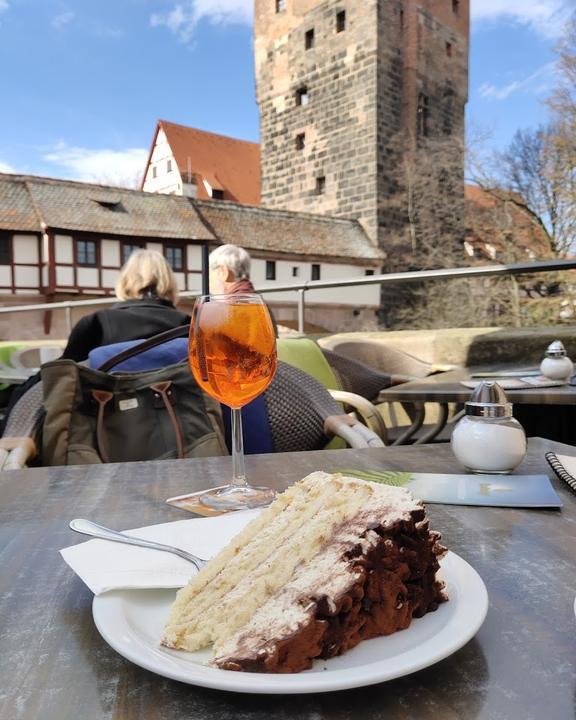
[69,518,207,571]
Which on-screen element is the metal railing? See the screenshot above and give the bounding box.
[0,258,575,334]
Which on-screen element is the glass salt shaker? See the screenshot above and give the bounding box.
[451,381,527,474]
[539,340,574,382]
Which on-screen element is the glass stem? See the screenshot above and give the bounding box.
[231,407,247,487]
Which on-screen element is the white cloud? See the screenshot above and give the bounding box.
[151,0,252,42]
[0,1,9,13]
[43,143,148,188]
[479,62,557,100]
[471,0,571,38]
[0,160,15,173]
[51,11,75,31]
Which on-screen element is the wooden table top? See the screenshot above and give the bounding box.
[378,366,576,405]
[1,439,576,720]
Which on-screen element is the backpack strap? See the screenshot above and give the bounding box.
[98,323,190,373]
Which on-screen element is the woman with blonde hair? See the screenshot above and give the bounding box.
[62,249,189,361]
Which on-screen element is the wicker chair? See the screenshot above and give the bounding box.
[277,337,389,443]
[316,338,455,445]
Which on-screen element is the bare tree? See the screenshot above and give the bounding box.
[496,125,574,256]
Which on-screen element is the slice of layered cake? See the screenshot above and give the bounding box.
[162,472,447,673]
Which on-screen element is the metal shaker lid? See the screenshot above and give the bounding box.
[545,340,567,358]
[465,381,513,418]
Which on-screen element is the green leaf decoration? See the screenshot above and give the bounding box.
[337,469,413,487]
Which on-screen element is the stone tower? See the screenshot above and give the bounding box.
[254,0,469,263]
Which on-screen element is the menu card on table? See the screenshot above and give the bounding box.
[336,469,562,508]
[461,377,568,390]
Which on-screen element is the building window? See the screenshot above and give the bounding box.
[266,260,276,281]
[316,176,326,195]
[76,239,97,266]
[446,41,452,57]
[295,133,305,150]
[211,189,225,200]
[452,0,459,14]
[305,28,315,49]
[122,242,143,265]
[417,93,430,137]
[167,159,173,173]
[399,8,404,30]
[311,264,321,281]
[152,166,157,179]
[275,0,286,12]
[0,233,11,265]
[292,266,299,277]
[296,86,309,106]
[336,10,346,33]
[165,246,184,271]
[365,269,375,276]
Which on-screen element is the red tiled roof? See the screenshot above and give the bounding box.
[152,120,261,205]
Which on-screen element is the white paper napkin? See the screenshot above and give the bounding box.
[60,510,260,595]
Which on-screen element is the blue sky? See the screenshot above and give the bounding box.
[0,0,571,186]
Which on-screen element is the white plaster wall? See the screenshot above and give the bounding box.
[14,266,39,288]
[146,242,163,254]
[55,235,74,264]
[142,128,183,195]
[101,239,120,267]
[56,266,74,286]
[252,260,380,306]
[12,235,38,264]
[42,266,48,287]
[187,273,202,292]
[102,269,120,289]
[174,272,186,291]
[0,266,11,286]
[77,268,99,288]
[187,245,202,271]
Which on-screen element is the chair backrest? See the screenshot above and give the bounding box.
[277,337,342,390]
[318,337,433,378]
[321,348,392,402]
[263,361,344,452]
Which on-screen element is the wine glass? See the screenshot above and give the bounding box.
[188,294,277,510]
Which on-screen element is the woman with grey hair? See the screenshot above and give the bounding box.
[209,243,278,334]
[209,244,256,295]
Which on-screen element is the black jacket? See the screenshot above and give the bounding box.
[62,299,190,362]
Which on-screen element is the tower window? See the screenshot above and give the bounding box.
[417,93,430,137]
[446,41,452,57]
[266,260,276,281]
[296,86,309,106]
[336,10,346,33]
[152,166,157,179]
[311,264,321,281]
[211,189,225,200]
[399,9,404,30]
[316,176,326,195]
[167,159,172,173]
[452,0,459,14]
[305,28,315,50]
[275,0,286,13]
[295,133,305,150]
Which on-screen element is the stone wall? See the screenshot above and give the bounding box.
[256,0,469,264]
[255,0,380,241]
